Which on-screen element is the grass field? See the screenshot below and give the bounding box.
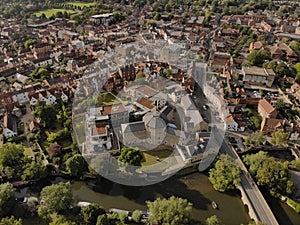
[66,2,97,7]
[35,9,76,18]
[96,92,120,106]
[141,149,173,166]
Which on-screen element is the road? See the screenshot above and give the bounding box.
[220,139,279,225]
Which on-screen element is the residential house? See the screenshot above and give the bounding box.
[249,41,264,52]
[209,52,230,73]
[242,66,275,88]
[225,115,239,131]
[270,43,298,62]
[90,13,114,26]
[260,21,273,33]
[260,117,285,134]
[258,98,278,119]
[32,43,52,58]
[12,89,30,104]
[2,112,18,138]
[32,57,53,68]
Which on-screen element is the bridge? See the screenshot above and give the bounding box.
[220,139,279,225]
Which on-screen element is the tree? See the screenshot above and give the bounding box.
[21,160,47,181]
[264,60,277,71]
[146,20,157,27]
[165,68,172,78]
[49,215,75,225]
[146,196,193,225]
[118,212,128,224]
[118,147,142,167]
[0,216,22,225]
[246,50,270,66]
[243,151,268,176]
[256,160,293,197]
[274,99,285,112]
[38,182,73,219]
[48,143,62,159]
[244,131,265,147]
[271,130,289,146]
[243,151,294,197]
[209,155,241,192]
[289,41,300,51]
[206,215,223,225]
[96,214,109,225]
[135,71,145,80]
[0,183,15,217]
[275,62,290,77]
[0,143,24,168]
[33,101,57,129]
[0,143,25,180]
[65,154,88,177]
[81,203,106,225]
[292,62,300,82]
[24,39,36,48]
[132,210,142,223]
[47,132,58,143]
[250,114,262,130]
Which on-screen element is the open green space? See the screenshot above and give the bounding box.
[35,9,76,18]
[96,92,120,106]
[141,149,173,166]
[66,2,97,7]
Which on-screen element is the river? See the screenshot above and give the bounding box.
[72,172,250,225]
[23,171,300,225]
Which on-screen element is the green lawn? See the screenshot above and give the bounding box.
[35,9,76,18]
[141,149,173,166]
[96,92,120,106]
[66,2,97,7]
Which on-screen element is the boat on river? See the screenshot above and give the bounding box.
[212,201,218,209]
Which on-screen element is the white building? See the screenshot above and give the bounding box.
[225,115,239,131]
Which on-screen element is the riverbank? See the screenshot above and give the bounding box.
[72,172,250,225]
[20,170,300,225]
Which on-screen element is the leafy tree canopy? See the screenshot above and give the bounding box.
[131,210,142,223]
[33,101,57,129]
[244,131,265,147]
[0,216,22,225]
[246,50,270,66]
[118,147,143,167]
[209,155,241,192]
[206,215,223,225]
[243,151,294,197]
[146,196,193,225]
[65,154,88,177]
[0,183,15,217]
[96,214,109,225]
[38,182,73,219]
[81,203,106,225]
[271,130,289,146]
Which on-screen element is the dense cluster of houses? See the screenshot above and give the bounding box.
[83,60,208,164]
[0,8,299,145]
